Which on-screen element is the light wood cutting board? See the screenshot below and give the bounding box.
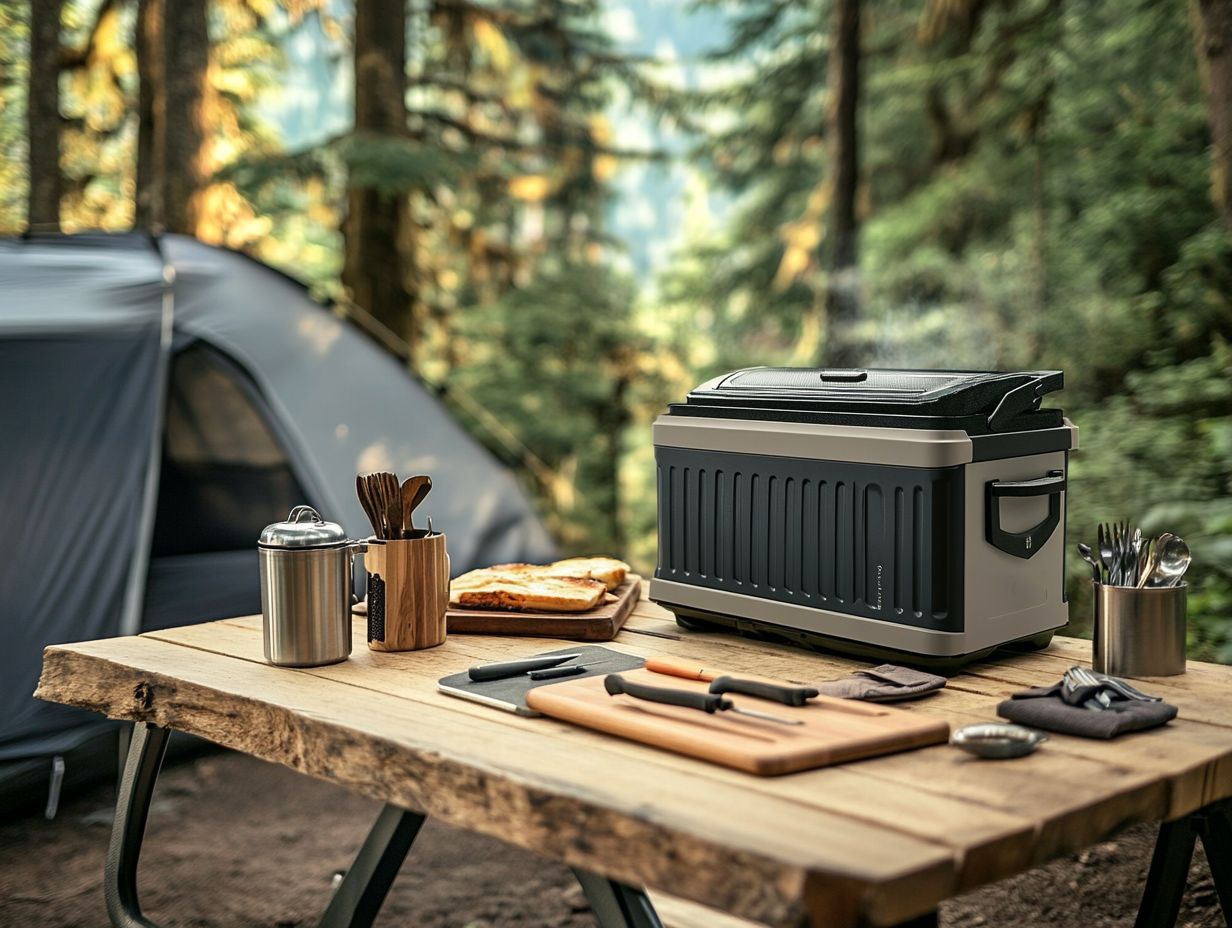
[525,667,950,776]
[446,576,641,641]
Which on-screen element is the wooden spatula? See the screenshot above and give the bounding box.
[400,475,432,537]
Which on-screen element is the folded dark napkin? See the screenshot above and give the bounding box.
[997,681,1177,739]
[814,664,947,702]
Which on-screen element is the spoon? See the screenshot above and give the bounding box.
[1076,543,1102,585]
[1149,533,1191,587]
[400,475,433,537]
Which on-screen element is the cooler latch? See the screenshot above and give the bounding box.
[985,470,1066,559]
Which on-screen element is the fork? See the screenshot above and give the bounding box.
[1098,524,1116,586]
[1064,666,1112,710]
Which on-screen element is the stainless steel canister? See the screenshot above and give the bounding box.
[1093,583,1187,677]
[258,506,367,667]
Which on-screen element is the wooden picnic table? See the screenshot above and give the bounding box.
[35,589,1232,928]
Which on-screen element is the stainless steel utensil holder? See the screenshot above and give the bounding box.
[1093,583,1187,677]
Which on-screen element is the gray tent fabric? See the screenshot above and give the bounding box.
[0,236,166,762]
[162,235,552,567]
[0,233,554,789]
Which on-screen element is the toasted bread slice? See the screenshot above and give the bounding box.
[450,575,606,613]
[478,557,629,591]
[544,556,630,591]
[450,567,517,592]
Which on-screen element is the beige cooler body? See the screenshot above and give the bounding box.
[650,408,1078,665]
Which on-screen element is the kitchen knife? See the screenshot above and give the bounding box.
[468,653,582,682]
[604,675,803,726]
[708,675,819,706]
[527,664,590,681]
[644,656,724,681]
[647,659,819,706]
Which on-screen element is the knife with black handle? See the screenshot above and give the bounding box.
[604,675,802,725]
[708,676,819,706]
[468,653,581,682]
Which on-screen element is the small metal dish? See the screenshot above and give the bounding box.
[952,723,1047,759]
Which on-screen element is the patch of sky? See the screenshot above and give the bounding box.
[602,0,736,287]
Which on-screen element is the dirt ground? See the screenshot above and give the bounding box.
[0,750,1222,928]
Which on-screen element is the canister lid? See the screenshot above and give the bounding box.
[259,506,348,548]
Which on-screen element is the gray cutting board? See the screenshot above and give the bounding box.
[437,645,645,716]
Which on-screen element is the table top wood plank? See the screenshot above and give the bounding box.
[188,615,1232,831]
[36,631,954,928]
[143,618,1041,890]
[36,600,1232,927]
[144,615,1232,852]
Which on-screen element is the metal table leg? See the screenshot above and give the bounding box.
[1195,800,1232,924]
[572,867,665,928]
[1134,800,1232,928]
[105,721,171,928]
[104,723,426,928]
[319,804,425,928]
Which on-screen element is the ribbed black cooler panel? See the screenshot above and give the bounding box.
[655,446,964,631]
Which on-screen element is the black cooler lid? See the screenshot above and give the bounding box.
[671,368,1065,435]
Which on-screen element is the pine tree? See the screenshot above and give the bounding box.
[162,0,210,234]
[342,0,415,347]
[26,0,62,231]
[822,0,860,365]
[1193,0,1232,230]
[134,0,164,228]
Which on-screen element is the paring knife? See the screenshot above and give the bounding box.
[468,653,582,682]
[604,675,803,726]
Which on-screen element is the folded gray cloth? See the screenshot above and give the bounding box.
[997,682,1177,739]
[815,664,947,702]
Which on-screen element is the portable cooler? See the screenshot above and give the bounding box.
[649,368,1078,666]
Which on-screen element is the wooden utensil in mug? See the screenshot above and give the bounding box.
[365,532,449,651]
[400,475,432,537]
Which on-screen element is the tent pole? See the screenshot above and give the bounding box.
[117,240,176,637]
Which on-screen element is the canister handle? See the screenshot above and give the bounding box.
[985,470,1065,559]
[288,505,323,524]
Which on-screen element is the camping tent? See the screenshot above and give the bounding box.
[0,232,554,809]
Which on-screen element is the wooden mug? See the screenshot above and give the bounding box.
[364,533,449,652]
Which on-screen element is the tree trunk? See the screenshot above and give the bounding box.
[26,0,62,232]
[135,0,165,229]
[162,0,209,235]
[821,0,861,367]
[1193,0,1232,230]
[343,0,414,351]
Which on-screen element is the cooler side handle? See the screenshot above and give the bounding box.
[985,470,1066,559]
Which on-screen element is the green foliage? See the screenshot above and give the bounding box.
[448,259,641,552]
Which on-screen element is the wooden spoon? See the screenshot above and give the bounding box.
[400,475,432,537]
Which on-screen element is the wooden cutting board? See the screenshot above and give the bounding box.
[525,667,950,776]
[446,575,641,641]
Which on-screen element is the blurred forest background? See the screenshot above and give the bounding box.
[2,0,1231,658]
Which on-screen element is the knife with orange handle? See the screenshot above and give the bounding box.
[645,657,820,707]
[644,657,724,681]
